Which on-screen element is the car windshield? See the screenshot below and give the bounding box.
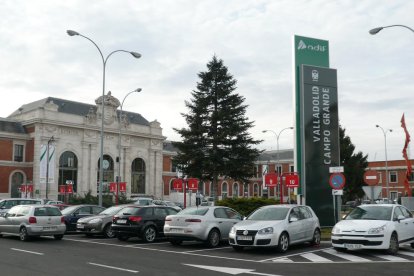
[345,206,393,221]
[61,205,80,215]
[34,207,62,216]
[247,207,289,221]
[99,206,125,215]
[178,207,209,216]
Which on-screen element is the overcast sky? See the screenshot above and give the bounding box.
[1,0,413,162]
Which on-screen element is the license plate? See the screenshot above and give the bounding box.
[170,228,184,233]
[117,219,127,224]
[43,226,57,231]
[344,244,362,249]
[77,224,84,229]
[237,235,252,241]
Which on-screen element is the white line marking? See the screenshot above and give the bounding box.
[185,246,231,253]
[301,252,333,262]
[259,247,327,262]
[398,250,414,257]
[324,249,371,262]
[11,248,44,255]
[370,254,409,262]
[88,262,139,273]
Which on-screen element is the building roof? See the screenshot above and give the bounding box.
[257,149,294,162]
[0,118,26,134]
[9,97,150,126]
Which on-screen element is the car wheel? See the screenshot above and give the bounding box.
[142,226,157,243]
[387,232,399,255]
[117,235,129,241]
[311,229,321,246]
[277,232,289,253]
[19,227,30,241]
[54,234,64,240]
[103,224,115,238]
[169,239,183,246]
[232,245,244,251]
[206,229,220,248]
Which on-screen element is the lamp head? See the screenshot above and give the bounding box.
[375,124,379,128]
[369,27,383,35]
[66,30,80,36]
[262,130,268,133]
[130,52,142,59]
[135,88,142,93]
[389,129,393,132]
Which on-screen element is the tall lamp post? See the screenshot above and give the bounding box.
[369,24,414,35]
[67,30,141,207]
[117,88,142,205]
[376,125,392,200]
[262,127,294,202]
[45,136,55,199]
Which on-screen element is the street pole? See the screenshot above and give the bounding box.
[117,88,142,205]
[369,24,414,35]
[376,125,392,199]
[67,30,141,207]
[262,127,293,203]
[45,136,54,199]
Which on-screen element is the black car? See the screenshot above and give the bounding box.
[112,205,179,242]
[61,204,106,232]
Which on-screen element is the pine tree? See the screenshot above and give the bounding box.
[340,126,368,202]
[173,56,262,200]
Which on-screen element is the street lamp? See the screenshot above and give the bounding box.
[376,125,392,200]
[262,127,294,202]
[67,29,141,207]
[369,24,414,35]
[45,136,55,199]
[117,88,142,205]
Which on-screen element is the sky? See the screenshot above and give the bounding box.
[0,0,413,162]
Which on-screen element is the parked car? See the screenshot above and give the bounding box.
[61,204,106,232]
[331,204,414,254]
[0,205,66,241]
[152,200,182,212]
[52,204,71,210]
[164,206,243,247]
[77,204,134,238]
[228,205,320,252]
[0,198,42,217]
[112,205,179,242]
[46,200,64,205]
[131,197,154,206]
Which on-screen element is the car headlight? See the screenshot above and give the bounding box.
[332,226,340,234]
[88,218,103,224]
[258,227,273,235]
[368,224,387,234]
[230,226,236,235]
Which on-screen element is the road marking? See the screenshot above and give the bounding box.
[184,246,231,253]
[184,264,282,276]
[370,254,409,262]
[259,247,327,262]
[11,248,44,255]
[324,249,371,262]
[398,250,414,257]
[301,252,332,262]
[88,262,139,273]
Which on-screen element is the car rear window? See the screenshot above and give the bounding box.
[34,207,62,216]
[178,207,209,216]
[117,207,141,215]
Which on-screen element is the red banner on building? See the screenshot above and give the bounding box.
[110,182,127,193]
[187,178,199,191]
[119,182,126,192]
[264,173,278,187]
[59,184,73,194]
[284,173,300,188]
[20,184,34,193]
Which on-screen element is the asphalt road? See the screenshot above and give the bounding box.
[0,234,413,276]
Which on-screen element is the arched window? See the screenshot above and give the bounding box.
[254,183,259,197]
[221,182,228,199]
[59,151,78,192]
[233,183,239,198]
[131,158,146,194]
[11,172,24,197]
[244,183,249,197]
[97,154,114,193]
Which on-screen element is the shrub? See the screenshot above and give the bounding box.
[68,191,133,207]
[216,197,279,217]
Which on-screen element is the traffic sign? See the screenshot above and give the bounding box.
[329,173,346,190]
[363,170,379,186]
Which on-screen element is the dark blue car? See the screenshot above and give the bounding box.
[61,204,106,232]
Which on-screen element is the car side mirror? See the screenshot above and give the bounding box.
[289,217,298,223]
[397,215,405,222]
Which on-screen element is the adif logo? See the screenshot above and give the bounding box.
[297,40,327,52]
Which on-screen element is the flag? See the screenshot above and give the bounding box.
[401,113,412,196]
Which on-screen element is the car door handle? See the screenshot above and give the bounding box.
[218,221,223,223]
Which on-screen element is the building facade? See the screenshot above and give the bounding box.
[0,94,164,200]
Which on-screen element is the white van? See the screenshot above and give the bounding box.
[0,198,42,216]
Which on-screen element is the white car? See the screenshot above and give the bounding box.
[164,206,243,247]
[228,205,321,253]
[331,204,414,254]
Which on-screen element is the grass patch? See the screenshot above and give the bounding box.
[321,227,332,240]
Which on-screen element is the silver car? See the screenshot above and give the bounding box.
[0,205,66,241]
[228,205,320,252]
[77,204,133,238]
[164,206,243,247]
